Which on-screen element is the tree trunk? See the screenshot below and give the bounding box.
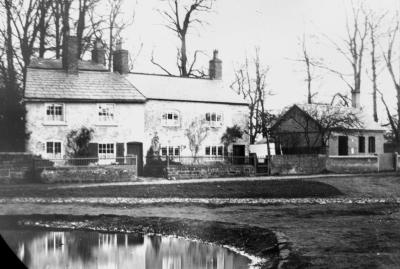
[180,36,188,77]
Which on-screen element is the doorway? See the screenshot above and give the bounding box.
[232,145,246,164]
[127,142,143,176]
[338,136,348,156]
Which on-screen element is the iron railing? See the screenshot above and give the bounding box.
[34,156,138,169]
[151,155,254,166]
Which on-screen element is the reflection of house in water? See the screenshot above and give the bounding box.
[144,236,243,269]
[3,230,249,269]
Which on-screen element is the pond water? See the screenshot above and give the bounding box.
[1,229,251,269]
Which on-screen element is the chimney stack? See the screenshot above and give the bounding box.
[113,39,129,74]
[209,50,222,80]
[62,35,79,74]
[92,39,106,65]
[351,90,360,108]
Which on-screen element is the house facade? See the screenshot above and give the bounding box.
[24,37,250,174]
[25,37,146,171]
[124,65,249,162]
[270,104,385,156]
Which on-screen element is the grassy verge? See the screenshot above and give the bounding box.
[0,179,342,199]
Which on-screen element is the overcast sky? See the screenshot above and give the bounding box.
[108,0,400,121]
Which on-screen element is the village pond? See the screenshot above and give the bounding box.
[1,229,251,269]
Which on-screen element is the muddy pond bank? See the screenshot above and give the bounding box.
[0,214,309,269]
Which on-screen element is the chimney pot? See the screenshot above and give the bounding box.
[63,35,79,74]
[113,39,129,74]
[209,49,222,80]
[92,39,106,65]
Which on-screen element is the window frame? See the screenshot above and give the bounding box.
[45,141,63,159]
[44,103,65,124]
[161,110,180,127]
[161,146,181,156]
[205,112,223,127]
[205,145,224,156]
[97,103,116,125]
[98,143,116,160]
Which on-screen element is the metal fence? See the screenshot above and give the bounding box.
[33,156,138,169]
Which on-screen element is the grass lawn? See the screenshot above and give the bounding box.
[0,179,343,198]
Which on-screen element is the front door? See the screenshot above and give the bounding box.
[338,136,348,156]
[232,145,246,164]
[127,142,143,176]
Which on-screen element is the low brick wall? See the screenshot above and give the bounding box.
[326,155,379,173]
[166,164,255,180]
[270,155,327,175]
[38,165,137,183]
[0,153,35,183]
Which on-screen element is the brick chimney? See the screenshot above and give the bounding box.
[62,35,79,74]
[91,39,106,65]
[113,39,129,74]
[351,90,360,108]
[209,50,222,80]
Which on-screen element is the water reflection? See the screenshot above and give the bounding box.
[1,230,250,269]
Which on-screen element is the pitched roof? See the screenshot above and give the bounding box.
[29,58,107,71]
[125,73,248,105]
[25,68,145,102]
[273,103,385,132]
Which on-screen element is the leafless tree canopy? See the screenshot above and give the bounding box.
[152,0,214,77]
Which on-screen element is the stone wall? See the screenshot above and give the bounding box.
[270,155,327,175]
[0,153,35,183]
[326,155,379,173]
[166,164,255,180]
[38,165,136,183]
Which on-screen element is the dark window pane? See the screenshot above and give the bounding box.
[161,147,167,156]
[174,147,180,156]
[212,146,217,155]
[55,142,61,153]
[218,146,223,156]
[205,146,210,155]
[46,142,53,153]
[168,146,173,155]
[368,137,375,153]
[211,113,216,121]
[205,113,210,121]
[358,136,365,153]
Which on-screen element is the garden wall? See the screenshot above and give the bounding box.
[270,155,327,175]
[166,164,255,180]
[326,155,379,173]
[38,165,137,183]
[0,153,35,183]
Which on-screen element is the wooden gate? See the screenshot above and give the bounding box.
[378,153,396,172]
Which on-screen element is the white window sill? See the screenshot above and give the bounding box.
[43,122,67,126]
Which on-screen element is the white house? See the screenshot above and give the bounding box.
[125,51,249,164]
[24,37,250,175]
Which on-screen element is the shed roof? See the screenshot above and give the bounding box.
[273,103,385,132]
[125,73,248,105]
[29,58,107,71]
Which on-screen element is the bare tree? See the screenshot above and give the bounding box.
[231,48,272,145]
[38,0,53,58]
[382,18,400,150]
[152,0,214,77]
[185,117,209,160]
[320,4,369,108]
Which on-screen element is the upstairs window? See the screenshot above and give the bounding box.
[162,111,180,126]
[205,146,224,156]
[368,136,376,153]
[98,104,115,123]
[205,112,222,127]
[46,141,62,159]
[46,104,64,122]
[358,136,365,153]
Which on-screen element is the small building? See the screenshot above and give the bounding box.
[270,103,385,156]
